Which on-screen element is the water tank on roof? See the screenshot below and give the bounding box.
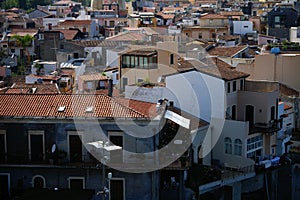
[271,47,280,54]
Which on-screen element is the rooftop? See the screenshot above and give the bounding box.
[180,57,250,81]
[105,31,146,41]
[207,46,248,57]
[57,29,80,40]
[200,14,227,19]
[5,83,60,94]
[79,73,108,81]
[0,94,156,119]
[58,20,93,26]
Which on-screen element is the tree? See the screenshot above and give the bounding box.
[1,0,19,9]
[10,34,34,74]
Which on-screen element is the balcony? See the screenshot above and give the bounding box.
[0,153,99,169]
[186,164,255,195]
[249,120,280,134]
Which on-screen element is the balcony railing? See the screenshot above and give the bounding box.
[249,120,280,134]
[0,153,98,168]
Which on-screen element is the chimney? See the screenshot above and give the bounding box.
[108,79,113,97]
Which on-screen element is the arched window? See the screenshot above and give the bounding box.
[224,137,232,154]
[234,139,243,156]
[32,175,46,188]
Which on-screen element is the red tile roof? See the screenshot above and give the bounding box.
[178,57,249,81]
[200,14,227,19]
[207,46,248,57]
[79,73,108,81]
[0,94,156,119]
[220,11,244,16]
[58,20,93,26]
[105,32,146,41]
[5,83,60,94]
[57,29,79,40]
[284,104,292,111]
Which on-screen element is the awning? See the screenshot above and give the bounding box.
[87,140,122,151]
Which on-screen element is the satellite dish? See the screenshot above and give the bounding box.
[51,144,56,153]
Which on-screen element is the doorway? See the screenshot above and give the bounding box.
[110,179,125,200]
[69,135,82,163]
[245,105,254,127]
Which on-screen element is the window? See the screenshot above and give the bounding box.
[243,26,249,28]
[212,32,216,39]
[198,32,202,39]
[245,105,255,127]
[69,177,85,189]
[274,16,286,28]
[109,21,115,27]
[60,44,64,49]
[109,132,123,163]
[240,79,244,90]
[234,139,242,156]
[170,54,174,65]
[122,77,128,91]
[226,107,231,119]
[232,105,236,120]
[38,33,44,40]
[99,81,105,89]
[28,131,45,162]
[137,78,143,83]
[247,135,263,152]
[32,175,46,188]
[227,82,231,93]
[10,49,15,53]
[0,174,10,199]
[68,132,83,163]
[270,106,275,121]
[144,57,148,68]
[224,137,232,154]
[233,81,237,92]
[73,53,79,59]
[0,130,6,163]
[139,56,144,68]
[110,178,125,200]
[48,23,52,30]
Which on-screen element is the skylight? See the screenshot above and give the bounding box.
[58,106,66,112]
[85,106,94,113]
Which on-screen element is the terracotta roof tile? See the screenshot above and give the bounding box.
[5,83,60,94]
[70,40,120,47]
[178,57,249,81]
[200,14,227,19]
[0,94,156,119]
[156,13,175,20]
[220,11,244,16]
[79,73,108,81]
[57,29,79,40]
[106,32,146,41]
[284,104,292,111]
[58,20,93,26]
[207,46,247,57]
